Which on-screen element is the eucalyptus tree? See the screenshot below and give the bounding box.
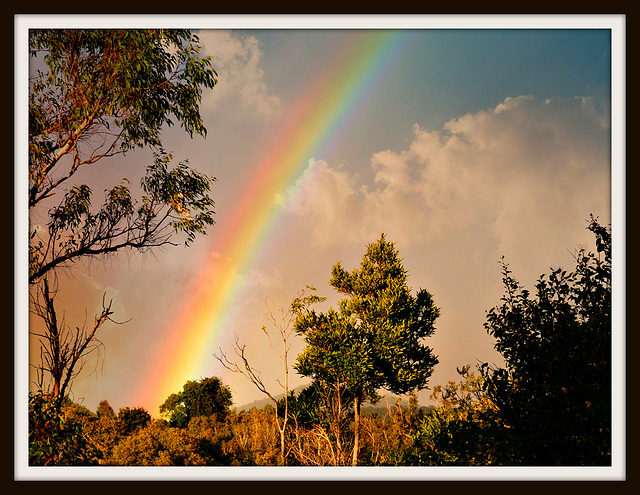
[28,28,218,283]
[295,235,440,465]
[27,29,218,405]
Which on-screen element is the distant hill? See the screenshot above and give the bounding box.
[236,384,307,411]
[237,386,434,414]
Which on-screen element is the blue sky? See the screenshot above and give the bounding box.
[21,17,620,423]
[222,28,612,187]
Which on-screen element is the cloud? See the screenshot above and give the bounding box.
[237,266,284,296]
[198,30,281,118]
[278,158,370,247]
[283,95,610,280]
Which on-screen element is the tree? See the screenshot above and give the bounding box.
[293,308,361,465]
[214,289,324,465]
[29,277,124,409]
[117,406,152,435]
[28,29,216,212]
[87,401,123,461]
[29,149,216,284]
[295,235,440,465]
[28,29,218,406]
[480,215,611,465]
[96,399,115,419]
[159,376,233,428]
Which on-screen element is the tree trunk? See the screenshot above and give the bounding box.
[52,380,60,400]
[279,403,287,466]
[352,395,361,466]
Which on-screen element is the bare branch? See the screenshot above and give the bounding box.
[214,336,277,404]
[213,295,302,466]
[29,277,125,408]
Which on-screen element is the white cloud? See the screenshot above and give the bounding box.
[284,95,610,278]
[279,158,369,247]
[198,30,281,118]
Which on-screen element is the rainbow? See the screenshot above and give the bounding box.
[136,29,415,413]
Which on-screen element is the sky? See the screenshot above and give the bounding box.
[22,17,620,421]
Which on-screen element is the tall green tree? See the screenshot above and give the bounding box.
[28,29,218,406]
[159,376,233,428]
[295,235,440,465]
[481,215,611,465]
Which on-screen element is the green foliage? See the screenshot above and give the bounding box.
[117,406,151,435]
[106,419,231,466]
[295,236,440,400]
[29,28,217,207]
[480,216,611,465]
[159,376,233,428]
[328,234,440,395]
[294,235,440,464]
[407,408,501,466]
[430,365,494,411]
[30,149,216,283]
[295,235,440,398]
[296,307,369,402]
[28,28,218,283]
[279,385,327,430]
[29,393,101,465]
[84,413,123,461]
[405,367,507,466]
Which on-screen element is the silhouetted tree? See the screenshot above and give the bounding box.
[29,278,121,409]
[118,406,151,435]
[481,215,611,465]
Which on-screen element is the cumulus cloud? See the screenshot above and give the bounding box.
[278,159,368,246]
[198,30,281,117]
[283,95,610,277]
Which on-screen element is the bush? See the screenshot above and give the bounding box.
[29,393,101,466]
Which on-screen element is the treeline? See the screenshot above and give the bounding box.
[29,217,612,467]
[27,372,481,466]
